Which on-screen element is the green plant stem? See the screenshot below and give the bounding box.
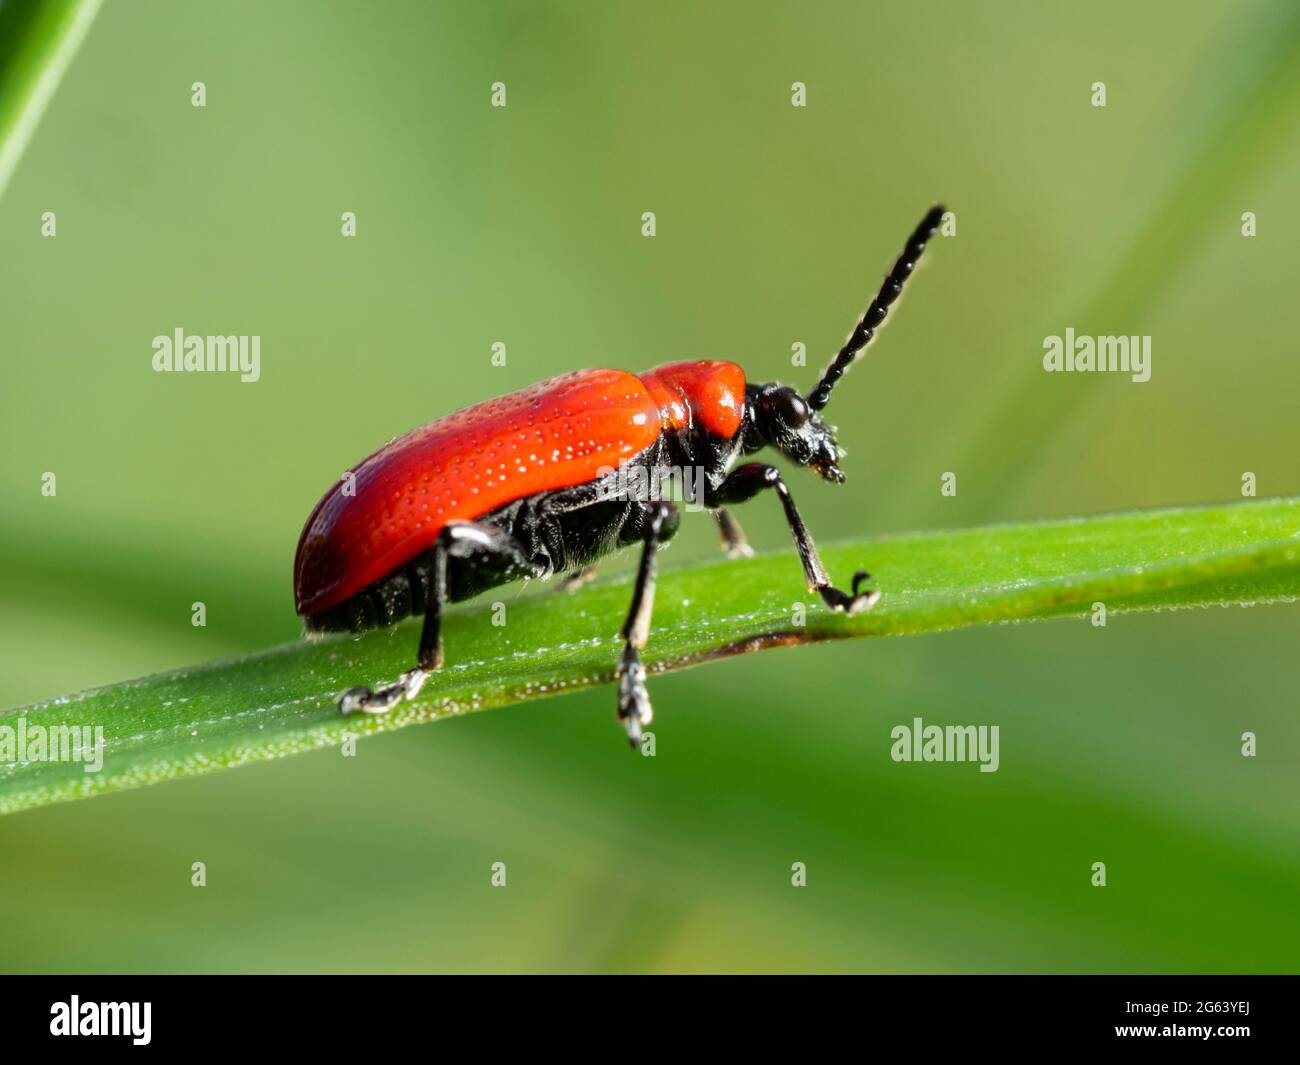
[1,496,1298,815]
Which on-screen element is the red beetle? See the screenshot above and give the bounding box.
[295,206,945,745]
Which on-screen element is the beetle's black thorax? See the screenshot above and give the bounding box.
[658,404,754,497]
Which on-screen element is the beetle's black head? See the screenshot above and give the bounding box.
[745,383,845,483]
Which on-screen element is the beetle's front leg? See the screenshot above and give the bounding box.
[706,463,879,614]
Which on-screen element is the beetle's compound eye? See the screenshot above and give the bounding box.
[763,387,810,429]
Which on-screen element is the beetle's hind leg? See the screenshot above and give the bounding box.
[339,521,541,716]
[339,668,430,715]
[615,501,679,749]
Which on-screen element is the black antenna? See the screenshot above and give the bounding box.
[807,204,946,411]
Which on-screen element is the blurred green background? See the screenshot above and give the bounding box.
[2,0,1299,973]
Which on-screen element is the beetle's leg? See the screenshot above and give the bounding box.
[707,463,879,614]
[340,521,540,715]
[556,564,598,592]
[338,668,430,715]
[711,507,754,559]
[615,501,679,748]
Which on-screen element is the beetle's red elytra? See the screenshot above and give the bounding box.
[295,368,666,617]
[294,206,945,746]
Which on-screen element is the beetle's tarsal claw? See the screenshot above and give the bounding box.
[338,668,429,715]
[818,570,881,615]
[849,588,881,614]
[615,645,652,748]
[339,685,399,715]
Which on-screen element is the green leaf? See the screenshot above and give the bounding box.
[2,495,1297,815]
[0,0,101,201]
